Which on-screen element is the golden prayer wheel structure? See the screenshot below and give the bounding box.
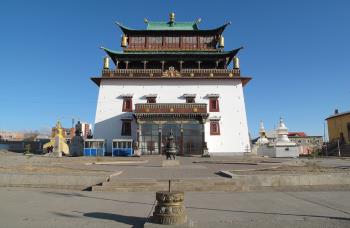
[218,35,224,48]
[151,191,187,225]
[121,34,128,47]
[103,56,109,69]
[233,56,240,69]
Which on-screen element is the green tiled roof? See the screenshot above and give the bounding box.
[115,22,230,35]
[146,21,198,31]
[101,47,243,65]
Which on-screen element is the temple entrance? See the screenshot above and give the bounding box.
[183,123,202,155]
[161,123,182,155]
[140,123,159,155]
[139,121,203,155]
[161,122,202,155]
[134,103,208,156]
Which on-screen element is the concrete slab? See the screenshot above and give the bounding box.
[162,160,180,167]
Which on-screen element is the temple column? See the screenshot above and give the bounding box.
[158,124,162,155]
[197,61,202,70]
[180,123,184,155]
[115,60,119,69]
[215,60,219,69]
[136,120,141,155]
[125,61,129,69]
[179,60,183,72]
[143,61,148,69]
[137,121,141,145]
[200,118,207,156]
[161,61,165,71]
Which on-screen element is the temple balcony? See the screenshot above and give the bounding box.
[101,68,240,78]
[134,103,209,121]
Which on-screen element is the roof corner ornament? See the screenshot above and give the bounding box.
[169,12,175,25]
[103,56,110,69]
[196,18,202,24]
[144,18,149,24]
[233,56,240,69]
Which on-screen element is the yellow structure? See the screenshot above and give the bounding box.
[121,34,128,47]
[43,121,70,156]
[326,110,350,144]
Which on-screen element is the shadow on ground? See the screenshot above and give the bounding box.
[84,212,147,228]
[43,191,154,206]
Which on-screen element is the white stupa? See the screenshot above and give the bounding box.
[256,121,269,145]
[275,118,296,146]
[257,117,299,158]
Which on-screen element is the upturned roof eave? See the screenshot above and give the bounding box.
[101,46,242,66]
[102,46,242,58]
[90,76,251,87]
[115,21,231,35]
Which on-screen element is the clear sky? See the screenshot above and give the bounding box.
[0,0,349,138]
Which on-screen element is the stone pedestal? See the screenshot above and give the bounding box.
[162,159,180,167]
[151,191,187,225]
[257,144,299,158]
[133,149,141,157]
[69,136,84,156]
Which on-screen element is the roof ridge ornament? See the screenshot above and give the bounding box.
[169,12,175,26]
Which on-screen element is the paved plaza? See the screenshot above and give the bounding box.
[0,151,350,227]
[0,188,349,228]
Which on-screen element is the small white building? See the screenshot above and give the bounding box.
[92,13,252,156]
[257,118,299,158]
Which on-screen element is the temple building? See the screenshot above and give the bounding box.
[92,13,251,155]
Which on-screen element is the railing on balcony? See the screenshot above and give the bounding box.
[134,103,207,114]
[102,68,240,78]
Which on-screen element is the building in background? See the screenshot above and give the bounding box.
[0,131,25,141]
[80,122,92,139]
[92,13,251,155]
[252,127,323,156]
[326,109,350,144]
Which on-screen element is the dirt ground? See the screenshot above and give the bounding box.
[1,149,350,177]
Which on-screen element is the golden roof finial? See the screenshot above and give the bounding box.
[169,12,175,23]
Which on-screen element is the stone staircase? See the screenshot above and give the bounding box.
[328,144,350,157]
[92,173,350,192]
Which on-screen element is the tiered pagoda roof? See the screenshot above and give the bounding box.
[92,13,251,86]
[116,21,230,34]
[102,47,243,63]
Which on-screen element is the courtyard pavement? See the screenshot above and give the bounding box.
[0,187,349,228]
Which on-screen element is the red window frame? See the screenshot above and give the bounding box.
[121,121,131,136]
[122,98,133,112]
[210,121,220,135]
[209,98,219,112]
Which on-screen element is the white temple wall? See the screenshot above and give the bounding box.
[94,79,250,154]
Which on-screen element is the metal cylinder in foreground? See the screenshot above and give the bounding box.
[151,191,187,225]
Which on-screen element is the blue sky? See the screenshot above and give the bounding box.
[0,0,349,138]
